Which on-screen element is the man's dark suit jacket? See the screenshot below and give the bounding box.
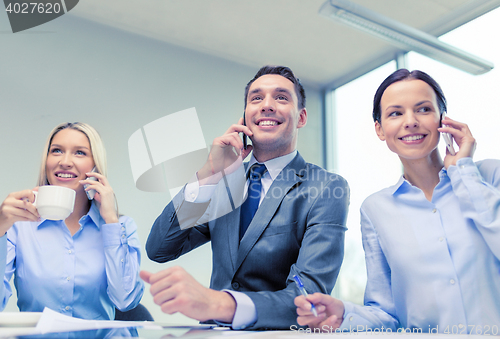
[146,152,349,330]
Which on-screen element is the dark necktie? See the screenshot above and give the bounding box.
[239,164,267,241]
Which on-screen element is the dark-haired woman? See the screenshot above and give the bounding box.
[295,69,500,333]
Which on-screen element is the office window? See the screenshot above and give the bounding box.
[330,6,500,304]
[407,7,500,161]
[330,61,399,303]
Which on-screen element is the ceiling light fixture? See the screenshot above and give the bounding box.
[319,0,494,75]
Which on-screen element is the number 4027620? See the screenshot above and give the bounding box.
[5,2,62,14]
[444,325,499,335]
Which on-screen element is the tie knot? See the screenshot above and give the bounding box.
[249,164,267,181]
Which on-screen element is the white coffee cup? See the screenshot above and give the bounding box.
[33,186,76,220]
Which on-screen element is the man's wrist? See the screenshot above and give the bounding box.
[197,161,214,183]
[198,164,223,186]
[210,290,236,323]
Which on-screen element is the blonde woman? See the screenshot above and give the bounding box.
[0,122,144,320]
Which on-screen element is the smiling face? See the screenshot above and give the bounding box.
[375,79,441,161]
[244,74,307,161]
[45,128,95,194]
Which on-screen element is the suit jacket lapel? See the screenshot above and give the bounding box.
[221,202,239,271]
[234,153,306,273]
[223,162,248,272]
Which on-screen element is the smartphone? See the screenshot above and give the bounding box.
[84,167,98,200]
[242,111,247,150]
[441,113,456,155]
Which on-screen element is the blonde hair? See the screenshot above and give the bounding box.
[38,122,107,186]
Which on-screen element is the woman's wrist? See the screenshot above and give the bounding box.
[103,214,119,224]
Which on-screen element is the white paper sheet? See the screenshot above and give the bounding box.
[35,307,162,334]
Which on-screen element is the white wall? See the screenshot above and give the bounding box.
[0,14,323,323]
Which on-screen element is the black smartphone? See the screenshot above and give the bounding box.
[242,111,247,150]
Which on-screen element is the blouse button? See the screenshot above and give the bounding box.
[432,208,437,213]
[450,279,456,285]
[349,316,354,321]
[65,306,70,311]
[439,237,444,242]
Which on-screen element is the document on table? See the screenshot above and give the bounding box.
[36,307,162,334]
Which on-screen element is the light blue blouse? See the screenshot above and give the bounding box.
[341,158,500,334]
[0,201,144,320]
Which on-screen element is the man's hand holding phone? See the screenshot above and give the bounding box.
[197,118,253,186]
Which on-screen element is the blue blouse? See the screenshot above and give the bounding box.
[340,158,500,334]
[0,201,144,320]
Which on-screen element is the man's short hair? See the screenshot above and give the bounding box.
[244,65,306,110]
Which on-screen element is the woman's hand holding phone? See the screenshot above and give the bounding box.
[438,116,476,169]
[80,172,118,224]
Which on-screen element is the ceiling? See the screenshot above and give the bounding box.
[69,0,500,89]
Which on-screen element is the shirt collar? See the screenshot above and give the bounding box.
[36,200,102,229]
[86,200,103,229]
[246,150,297,181]
[390,175,408,195]
[391,166,448,196]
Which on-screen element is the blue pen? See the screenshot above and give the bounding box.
[293,275,318,317]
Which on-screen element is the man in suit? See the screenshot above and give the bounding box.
[140,65,349,330]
